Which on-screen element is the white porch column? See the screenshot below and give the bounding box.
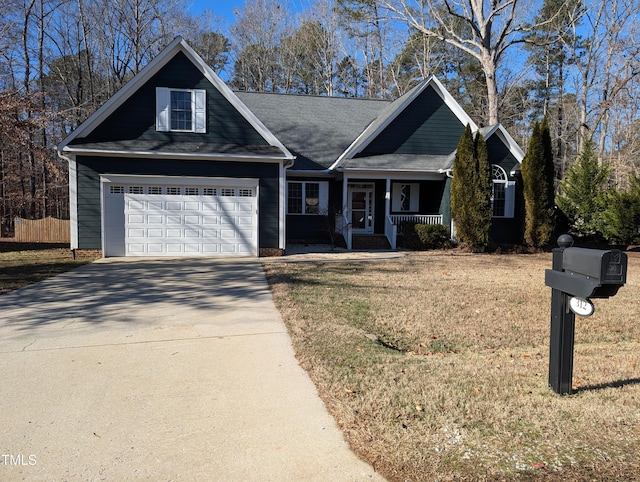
[385,178,391,219]
[343,174,351,250]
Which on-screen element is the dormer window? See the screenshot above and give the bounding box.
[156,87,206,133]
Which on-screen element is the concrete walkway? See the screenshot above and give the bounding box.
[0,258,385,481]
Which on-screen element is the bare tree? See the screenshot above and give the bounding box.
[379,0,541,125]
[564,0,640,157]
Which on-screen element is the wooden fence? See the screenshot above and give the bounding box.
[14,217,70,243]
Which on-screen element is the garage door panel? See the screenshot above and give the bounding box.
[112,189,257,257]
[202,216,219,225]
[166,201,182,210]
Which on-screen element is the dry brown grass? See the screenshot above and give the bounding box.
[264,251,640,481]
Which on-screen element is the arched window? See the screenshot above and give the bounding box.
[492,165,507,217]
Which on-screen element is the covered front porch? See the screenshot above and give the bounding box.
[336,173,451,250]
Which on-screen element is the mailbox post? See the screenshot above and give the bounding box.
[544,235,627,395]
[547,235,576,395]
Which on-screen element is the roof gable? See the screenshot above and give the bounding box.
[331,77,477,171]
[59,37,293,161]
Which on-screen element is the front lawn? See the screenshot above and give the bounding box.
[264,252,640,481]
[0,243,96,295]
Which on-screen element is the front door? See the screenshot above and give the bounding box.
[348,184,374,233]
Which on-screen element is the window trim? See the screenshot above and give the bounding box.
[287,181,329,215]
[491,165,515,218]
[391,182,420,212]
[156,87,206,133]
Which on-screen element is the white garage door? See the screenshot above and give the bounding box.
[103,181,258,257]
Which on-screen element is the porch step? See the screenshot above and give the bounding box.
[352,234,391,250]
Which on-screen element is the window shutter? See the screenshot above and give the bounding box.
[194,89,206,133]
[319,182,329,213]
[504,181,516,218]
[155,87,170,132]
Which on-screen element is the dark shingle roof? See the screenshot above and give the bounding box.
[235,92,388,170]
[341,153,456,171]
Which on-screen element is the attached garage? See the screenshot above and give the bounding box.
[102,176,258,257]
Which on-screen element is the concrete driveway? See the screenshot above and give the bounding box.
[0,258,384,481]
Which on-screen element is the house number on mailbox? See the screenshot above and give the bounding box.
[569,296,595,317]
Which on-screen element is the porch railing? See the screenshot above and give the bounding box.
[388,214,444,241]
[389,214,443,226]
[338,212,352,250]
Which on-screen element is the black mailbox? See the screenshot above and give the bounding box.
[545,247,627,299]
[546,236,629,395]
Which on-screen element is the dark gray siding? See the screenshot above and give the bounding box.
[286,177,340,242]
[486,135,518,175]
[440,178,452,228]
[76,156,280,250]
[81,52,268,146]
[358,88,466,157]
[77,164,102,249]
[486,134,524,245]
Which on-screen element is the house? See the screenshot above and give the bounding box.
[57,37,525,258]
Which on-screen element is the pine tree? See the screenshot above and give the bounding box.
[451,125,492,252]
[522,118,556,249]
[556,141,610,238]
[600,173,640,244]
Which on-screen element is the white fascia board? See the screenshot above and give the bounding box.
[58,37,294,162]
[330,76,478,171]
[483,124,525,164]
[61,146,288,163]
[427,76,478,132]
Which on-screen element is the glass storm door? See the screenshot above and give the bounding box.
[349,186,374,233]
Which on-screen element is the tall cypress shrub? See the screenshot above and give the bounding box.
[451,125,492,252]
[522,118,556,249]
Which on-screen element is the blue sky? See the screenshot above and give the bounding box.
[188,0,244,22]
[188,1,306,26]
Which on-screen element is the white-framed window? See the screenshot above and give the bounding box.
[156,87,206,133]
[221,188,235,197]
[491,165,515,218]
[392,183,420,212]
[203,187,217,196]
[287,181,329,215]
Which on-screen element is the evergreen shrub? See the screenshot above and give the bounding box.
[401,223,451,250]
